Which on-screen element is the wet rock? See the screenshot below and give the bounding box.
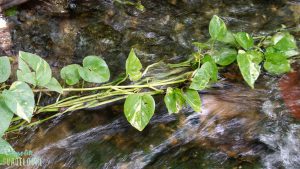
[278,68,300,120]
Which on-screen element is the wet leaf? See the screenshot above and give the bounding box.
[18,51,52,86]
[264,52,291,75]
[79,56,110,83]
[220,31,237,45]
[212,47,237,66]
[247,50,263,64]
[126,48,143,81]
[183,89,201,112]
[209,15,227,40]
[164,88,185,114]
[272,32,297,51]
[190,62,213,90]
[237,50,261,89]
[2,81,35,122]
[0,56,11,83]
[202,55,218,82]
[0,97,13,137]
[234,32,254,50]
[124,94,155,131]
[0,138,18,164]
[43,77,63,94]
[60,64,81,85]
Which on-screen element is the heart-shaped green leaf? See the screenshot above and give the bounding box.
[264,52,291,75]
[126,48,143,81]
[79,56,110,83]
[18,51,52,86]
[60,64,81,85]
[0,97,13,137]
[124,94,155,131]
[0,56,11,83]
[43,77,63,94]
[235,32,254,50]
[237,50,261,89]
[212,47,237,66]
[183,89,201,112]
[2,81,35,122]
[220,31,237,45]
[164,88,185,114]
[272,32,297,51]
[209,15,227,40]
[189,62,213,91]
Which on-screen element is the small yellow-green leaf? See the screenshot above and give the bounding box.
[272,32,297,51]
[124,94,155,131]
[79,56,110,83]
[264,52,291,75]
[60,64,81,85]
[237,50,260,89]
[212,47,237,66]
[126,48,143,81]
[234,32,254,50]
[189,62,213,90]
[164,88,185,114]
[209,15,227,40]
[183,89,201,112]
[220,31,237,45]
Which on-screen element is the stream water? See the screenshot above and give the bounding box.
[1,0,300,169]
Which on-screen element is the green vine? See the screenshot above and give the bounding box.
[0,15,299,161]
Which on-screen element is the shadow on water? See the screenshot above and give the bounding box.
[1,0,300,168]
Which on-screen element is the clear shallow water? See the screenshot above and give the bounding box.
[1,0,300,168]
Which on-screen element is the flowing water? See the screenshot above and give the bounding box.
[1,0,300,168]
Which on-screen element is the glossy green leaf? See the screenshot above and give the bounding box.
[247,50,263,64]
[237,50,261,89]
[202,55,218,82]
[212,47,237,66]
[2,81,35,122]
[126,48,143,81]
[124,94,155,131]
[190,62,213,90]
[0,97,13,137]
[164,88,185,114]
[0,56,11,83]
[183,89,201,112]
[60,64,81,85]
[235,32,254,50]
[272,32,297,51]
[264,52,291,75]
[18,51,52,86]
[43,77,63,94]
[79,56,110,83]
[209,15,227,40]
[0,138,18,165]
[220,31,237,45]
